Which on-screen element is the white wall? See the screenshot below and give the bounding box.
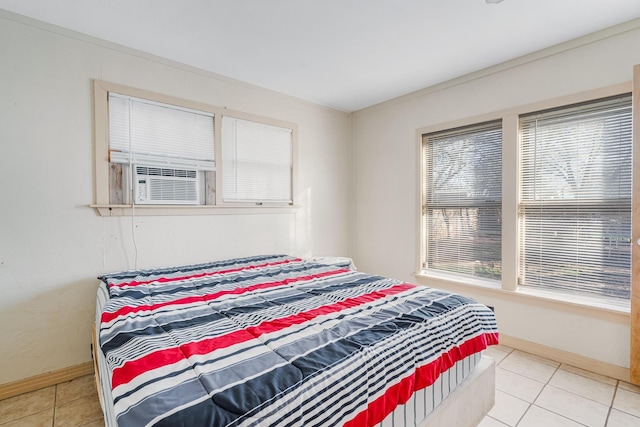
[351,22,640,370]
[0,12,351,385]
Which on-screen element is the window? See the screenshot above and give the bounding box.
[519,95,632,300]
[92,80,297,214]
[421,121,502,281]
[108,93,215,205]
[222,116,293,204]
[417,86,633,308]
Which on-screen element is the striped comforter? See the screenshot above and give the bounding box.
[98,255,499,427]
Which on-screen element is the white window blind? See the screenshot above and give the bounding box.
[222,116,292,203]
[519,94,632,300]
[422,121,502,281]
[108,93,215,170]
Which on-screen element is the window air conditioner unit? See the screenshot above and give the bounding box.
[132,165,200,205]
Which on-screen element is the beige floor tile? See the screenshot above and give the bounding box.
[76,419,105,427]
[56,375,97,405]
[53,395,103,427]
[0,386,55,424]
[618,381,640,394]
[499,351,558,383]
[535,385,609,426]
[517,405,583,427]
[607,408,640,427]
[487,390,530,427]
[0,408,53,427]
[484,347,511,365]
[549,369,615,406]
[495,367,544,403]
[612,388,640,418]
[477,415,510,427]
[559,364,617,386]
[512,350,560,367]
[492,344,514,353]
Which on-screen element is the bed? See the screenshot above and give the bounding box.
[94,254,499,427]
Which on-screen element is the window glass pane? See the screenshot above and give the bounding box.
[422,121,502,281]
[222,116,292,203]
[519,95,632,300]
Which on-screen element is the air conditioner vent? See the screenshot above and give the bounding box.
[135,166,197,179]
[148,179,198,201]
[133,164,200,205]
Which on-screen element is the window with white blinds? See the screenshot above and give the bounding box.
[222,116,293,204]
[519,94,632,300]
[421,121,502,281]
[108,93,215,170]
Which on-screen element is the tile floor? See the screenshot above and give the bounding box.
[1,346,639,426]
[480,344,640,427]
[0,374,103,427]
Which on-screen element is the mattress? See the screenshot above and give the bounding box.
[95,255,498,427]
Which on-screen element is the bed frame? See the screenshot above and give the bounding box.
[417,356,495,427]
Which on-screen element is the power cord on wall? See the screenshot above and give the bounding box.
[128,98,139,270]
[131,186,139,270]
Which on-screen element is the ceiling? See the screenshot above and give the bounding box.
[2,0,640,112]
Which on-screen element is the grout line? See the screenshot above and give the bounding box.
[603,382,619,427]
[617,381,640,395]
[507,359,615,426]
[513,401,532,426]
[528,375,547,405]
[557,364,619,388]
[473,348,620,426]
[609,385,640,420]
[518,363,562,426]
[51,383,57,427]
[486,415,509,426]
[532,404,591,427]
[543,376,618,409]
[0,409,55,427]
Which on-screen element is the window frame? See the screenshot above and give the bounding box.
[420,120,503,283]
[219,114,297,206]
[517,94,632,301]
[415,82,633,312]
[92,80,299,216]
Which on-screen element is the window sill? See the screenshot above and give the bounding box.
[514,286,630,315]
[413,271,630,316]
[90,204,301,217]
[415,269,502,291]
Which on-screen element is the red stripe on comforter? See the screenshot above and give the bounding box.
[111,283,415,388]
[102,268,348,324]
[110,259,300,289]
[344,332,500,427]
